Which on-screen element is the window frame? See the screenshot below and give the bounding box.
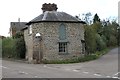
[59,24,66,40]
[58,42,68,54]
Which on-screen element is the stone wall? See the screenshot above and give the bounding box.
[24,27,33,63]
[31,22,84,61]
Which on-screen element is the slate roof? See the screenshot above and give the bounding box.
[27,11,85,25]
[10,22,27,31]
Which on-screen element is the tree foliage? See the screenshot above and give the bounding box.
[84,13,119,54]
[2,37,16,58]
[2,32,26,59]
[101,21,118,47]
[14,32,26,59]
[84,25,96,54]
[82,12,92,25]
[93,13,100,23]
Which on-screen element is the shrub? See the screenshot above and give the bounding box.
[2,32,26,59]
[2,37,16,58]
[96,34,106,51]
[85,26,97,54]
[14,32,26,59]
[14,37,26,59]
[108,35,117,47]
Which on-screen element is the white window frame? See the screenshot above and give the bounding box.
[59,42,68,53]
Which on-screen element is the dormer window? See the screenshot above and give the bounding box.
[29,25,32,34]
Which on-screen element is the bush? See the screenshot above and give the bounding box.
[85,26,97,54]
[14,37,26,59]
[96,34,106,51]
[2,32,26,59]
[108,35,117,47]
[2,38,16,58]
[13,32,26,59]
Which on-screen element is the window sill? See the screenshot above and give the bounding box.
[58,52,69,55]
[58,39,69,43]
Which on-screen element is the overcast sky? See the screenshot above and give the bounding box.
[0,0,119,37]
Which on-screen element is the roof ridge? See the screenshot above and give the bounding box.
[42,11,48,20]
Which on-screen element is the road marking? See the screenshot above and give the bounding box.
[18,71,25,74]
[112,72,120,79]
[34,76,38,78]
[45,66,54,69]
[24,72,28,74]
[93,73,102,76]
[113,72,120,76]
[44,66,60,70]
[43,65,47,67]
[112,76,118,79]
[0,66,9,69]
[83,71,89,74]
[18,71,28,75]
[106,76,111,78]
[73,70,79,72]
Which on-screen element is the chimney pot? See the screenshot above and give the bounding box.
[41,3,58,13]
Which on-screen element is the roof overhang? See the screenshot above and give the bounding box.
[26,21,86,25]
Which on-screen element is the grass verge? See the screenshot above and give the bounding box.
[43,48,110,64]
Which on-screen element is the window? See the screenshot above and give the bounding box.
[58,24,68,54]
[29,25,32,34]
[81,40,85,54]
[59,24,66,40]
[59,42,67,53]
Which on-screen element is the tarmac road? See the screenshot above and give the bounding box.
[1,48,119,78]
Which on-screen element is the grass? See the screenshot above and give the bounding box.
[43,48,110,64]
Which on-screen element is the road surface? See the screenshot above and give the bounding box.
[1,48,119,78]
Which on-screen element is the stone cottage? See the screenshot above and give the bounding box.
[23,3,86,63]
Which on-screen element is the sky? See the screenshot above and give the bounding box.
[0,0,119,37]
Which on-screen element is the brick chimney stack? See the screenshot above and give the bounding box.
[41,3,58,13]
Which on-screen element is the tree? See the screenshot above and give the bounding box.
[101,20,118,47]
[15,37,26,58]
[96,34,106,51]
[84,25,97,54]
[13,32,23,39]
[84,15,118,55]
[92,22,102,34]
[82,12,92,25]
[2,32,26,59]
[93,13,100,23]
[118,27,120,46]
[14,32,26,59]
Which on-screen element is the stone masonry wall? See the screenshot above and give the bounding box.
[31,22,84,61]
[24,27,34,63]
